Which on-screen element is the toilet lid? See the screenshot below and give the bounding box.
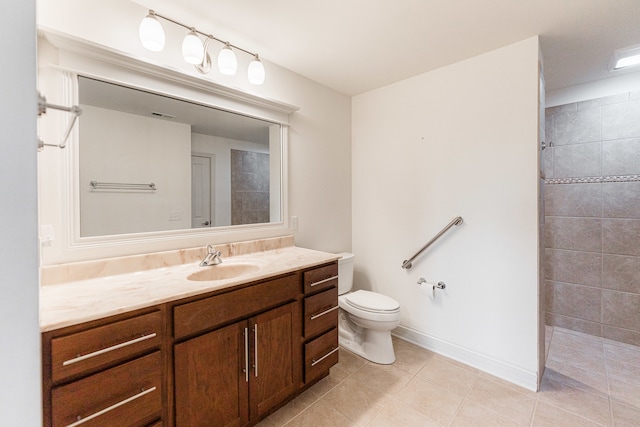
[345,290,400,312]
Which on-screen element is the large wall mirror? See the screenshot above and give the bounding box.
[77,76,282,238]
[38,30,296,263]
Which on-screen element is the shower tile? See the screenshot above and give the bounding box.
[544,249,602,287]
[538,377,612,426]
[603,254,640,293]
[554,142,601,178]
[553,107,601,146]
[545,115,554,146]
[542,146,554,179]
[547,341,606,375]
[546,103,577,116]
[612,400,640,426]
[604,326,640,348]
[545,217,602,252]
[602,182,640,219]
[578,92,629,109]
[609,375,640,409]
[603,219,640,256]
[604,341,640,367]
[602,100,640,140]
[551,327,604,355]
[546,313,603,337]
[546,281,601,322]
[544,359,609,397]
[602,138,640,176]
[606,358,640,386]
[544,183,601,217]
[602,290,640,331]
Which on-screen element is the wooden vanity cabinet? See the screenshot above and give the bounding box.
[42,307,165,427]
[172,273,301,426]
[301,262,340,384]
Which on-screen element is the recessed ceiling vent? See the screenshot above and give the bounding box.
[151,111,176,119]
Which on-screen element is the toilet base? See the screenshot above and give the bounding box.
[338,314,396,364]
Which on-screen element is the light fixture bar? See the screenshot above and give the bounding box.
[151,10,258,58]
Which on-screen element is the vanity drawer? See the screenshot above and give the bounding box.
[303,262,338,294]
[304,328,339,384]
[50,311,162,384]
[174,273,298,340]
[51,351,162,427]
[304,286,338,338]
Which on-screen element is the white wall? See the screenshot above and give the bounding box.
[80,105,192,236]
[547,71,640,107]
[0,0,42,423]
[37,0,352,263]
[352,37,541,389]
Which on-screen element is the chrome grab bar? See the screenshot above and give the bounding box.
[402,216,463,269]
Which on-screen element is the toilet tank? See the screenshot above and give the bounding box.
[337,252,355,295]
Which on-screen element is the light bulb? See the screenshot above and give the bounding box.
[248,55,265,85]
[182,29,204,64]
[218,44,238,75]
[139,11,165,52]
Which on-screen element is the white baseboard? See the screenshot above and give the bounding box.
[392,325,539,391]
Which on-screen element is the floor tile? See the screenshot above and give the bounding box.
[283,400,354,427]
[391,336,435,374]
[532,401,602,426]
[467,376,537,424]
[451,398,525,426]
[416,355,479,395]
[394,376,466,425]
[367,398,442,427]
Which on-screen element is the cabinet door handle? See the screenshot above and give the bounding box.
[62,333,157,366]
[65,386,156,427]
[243,327,249,383]
[253,324,258,378]
[310,305,339,320]
[311,347,339,367]
[309,275,338,288]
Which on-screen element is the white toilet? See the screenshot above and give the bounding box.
[337,253,401,364]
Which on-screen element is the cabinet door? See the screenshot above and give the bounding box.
[174,321,249,427]
[249,302,300,419]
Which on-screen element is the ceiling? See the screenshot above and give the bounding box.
[133,0,640,96]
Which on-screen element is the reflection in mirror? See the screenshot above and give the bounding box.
[77,76,282,238]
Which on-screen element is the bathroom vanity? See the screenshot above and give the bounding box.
[40,242,340,427]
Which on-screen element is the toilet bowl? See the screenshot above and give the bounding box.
[337,253,401,364]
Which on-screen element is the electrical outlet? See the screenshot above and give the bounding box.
[291,216,298,230]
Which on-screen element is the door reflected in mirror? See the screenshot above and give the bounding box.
[77,76,282,238]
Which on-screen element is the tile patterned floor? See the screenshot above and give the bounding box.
[257,327,640,426]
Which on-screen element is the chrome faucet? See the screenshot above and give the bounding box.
[200,244,222,266]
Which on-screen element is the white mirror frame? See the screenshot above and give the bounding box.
[40,29,298,262]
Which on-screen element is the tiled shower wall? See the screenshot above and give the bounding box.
[230,149,270,225]
[544,91,640,347]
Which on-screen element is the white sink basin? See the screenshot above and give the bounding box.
[187,263,260,281]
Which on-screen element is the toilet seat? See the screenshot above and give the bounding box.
[345,290,400,314]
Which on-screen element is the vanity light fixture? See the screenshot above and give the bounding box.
[610,44,640,71]
[217,42,238,75]
[138,9,265,84]
[139,11,165,51]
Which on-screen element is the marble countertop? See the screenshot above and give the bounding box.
[40,246,339,332]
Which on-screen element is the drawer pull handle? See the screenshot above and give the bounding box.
[310,305,339,320]
[65,386,156,427]
[309,275,338,287]
[62,333,157,366]
[311,347,339,367]
[253,324,259,378]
